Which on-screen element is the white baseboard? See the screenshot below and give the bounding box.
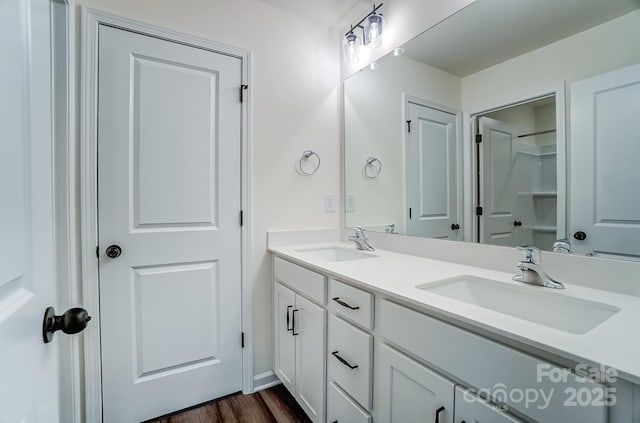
[253,371,281,392]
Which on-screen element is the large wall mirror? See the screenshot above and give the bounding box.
[344,0,640,261]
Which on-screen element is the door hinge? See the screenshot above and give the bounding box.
[95,246,99,258]
[406,120,412,133]
[241,332,245,348]
[240,84,248,103]
[409,207,412,219]
[476,206,483,216]
[240,210,244,226]
[475,134,482,143]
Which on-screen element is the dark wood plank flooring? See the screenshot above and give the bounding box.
[145,384,312,423]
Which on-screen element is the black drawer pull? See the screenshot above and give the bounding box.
[332,297,360,310]
[331,351,358,369]
[286,305,293,331]
[435,406,445,423]
[292,309,299,336]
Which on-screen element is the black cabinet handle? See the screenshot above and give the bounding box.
[292,309,299,336]
[435,406,445,423]
[286,305,293,331]
[331,351,358,369]
[451,223,460,230]
[513,220,522,227]
[332,297,360,310]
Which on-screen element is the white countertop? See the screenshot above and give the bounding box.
[269,241,640,385]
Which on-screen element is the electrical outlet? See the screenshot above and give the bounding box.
[324,193,337,212]
[346,193,356,212]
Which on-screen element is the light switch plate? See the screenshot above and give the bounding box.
[325,193,337,212]
[346,193,356,212]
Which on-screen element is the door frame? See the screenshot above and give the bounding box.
[402,94,463,239]
[79,8,252,421]
[464,84,566,245]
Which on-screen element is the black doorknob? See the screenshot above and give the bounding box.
[43,307,92,343]
[451,223,460,230]
[513,220,523,227]
[573,231,587,241]
[106,244,122,258]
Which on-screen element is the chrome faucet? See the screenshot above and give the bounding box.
[552,238,572,254]
[513,246,565,289]
[349,227,375,251]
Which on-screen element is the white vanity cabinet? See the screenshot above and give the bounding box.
[273,259,327,423]
[377,343,454,423]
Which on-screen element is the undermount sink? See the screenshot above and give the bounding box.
[295,246,378,262]
[416,275,620,334]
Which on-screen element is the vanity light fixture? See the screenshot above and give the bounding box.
[342,3,385,64]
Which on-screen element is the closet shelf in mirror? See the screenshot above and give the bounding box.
[517,129,556,138]
[518,191,557,197]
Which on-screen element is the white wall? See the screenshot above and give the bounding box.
[344,55,460,232]
[461,10,640,111]
[339,0,476,78]
[76,0,341,382]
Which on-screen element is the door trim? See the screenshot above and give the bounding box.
[464,84,566,245]
[79,8,252,422]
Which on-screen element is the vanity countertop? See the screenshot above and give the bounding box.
[269,241,640,385]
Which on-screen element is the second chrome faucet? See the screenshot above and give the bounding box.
[513,246,565,289]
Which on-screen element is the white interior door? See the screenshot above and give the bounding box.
[570,64,640,260]
[98,25,243,422]
[406,101,460,239]
[479,117,518,246]
[0,0,60,421]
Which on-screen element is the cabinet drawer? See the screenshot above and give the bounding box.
[327,382,371,423]
[328,315,373,409]
[274,257,326,304]
[329,279,374,330]
[380,300,607,423]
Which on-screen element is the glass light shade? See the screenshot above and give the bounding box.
[364,13,384,48]
[342,32,362,64]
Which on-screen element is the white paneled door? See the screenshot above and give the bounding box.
[406,100,460,239]
[570,64,640,260]
[0,0,60,421]
[479,117,518,246]
[97,26,243,422]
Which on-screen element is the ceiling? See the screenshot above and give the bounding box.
[403,0,640,76]
[257,0,371,26]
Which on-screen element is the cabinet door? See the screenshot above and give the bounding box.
[454,386,524,423]
[378,343,454,423]
[274,282,296,394]
[295,294,326,423]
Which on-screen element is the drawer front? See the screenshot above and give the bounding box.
[329,279,374,330]
[328,315,373,409]
[380,300,607,423]
[274,256,326,304]
[327,382,371,423]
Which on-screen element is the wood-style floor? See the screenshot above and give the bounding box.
[145,384,312,423]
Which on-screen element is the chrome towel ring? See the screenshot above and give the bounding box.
[364,157,382,178]
[298,150,321,176]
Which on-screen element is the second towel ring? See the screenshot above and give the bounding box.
[298,150,321,176]
[364,157,382,179]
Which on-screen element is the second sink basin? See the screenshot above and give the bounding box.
[295,246,378,262]
[416,275,620,334]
